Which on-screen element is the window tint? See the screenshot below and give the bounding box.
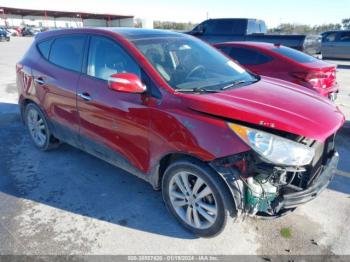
[247,20,265,34]
[339,32,350,42]
[220,46,273,65]
[205,20,246,35]
[323,32,337,42]
[87,36,140,81]
[37,39,53,59]
[272,46,317,63]
[49,36,86,72]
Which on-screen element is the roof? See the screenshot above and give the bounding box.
[0,6,133,20]
[35,27,186,42]
[107,28,184,40]
[321,30,350,35]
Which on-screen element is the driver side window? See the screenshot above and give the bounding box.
[87,36,141,81]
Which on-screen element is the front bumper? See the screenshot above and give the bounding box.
[277,151,338,210]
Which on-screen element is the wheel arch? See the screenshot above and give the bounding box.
[153,152,238,216]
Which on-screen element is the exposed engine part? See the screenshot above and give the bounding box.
[244,174,278,215]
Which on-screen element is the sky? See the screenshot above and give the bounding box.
[0,0,349,27]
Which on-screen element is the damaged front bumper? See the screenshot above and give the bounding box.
[278,151,338,210]
[210,151,339,218]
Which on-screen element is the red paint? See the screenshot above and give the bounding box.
[109,73,146,93]
[17,28,344,176]
[214,42,339,98]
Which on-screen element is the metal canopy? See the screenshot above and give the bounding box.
[0,6,133,20]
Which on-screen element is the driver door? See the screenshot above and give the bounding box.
[77,35,151,173]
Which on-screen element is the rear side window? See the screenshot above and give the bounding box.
[272,46,317,63]
[339,32,350,42]
[322,33,337,42]
[37,39,53,59]
[205,20,246,35]
[219,46,273,65]
[49,35,86,72]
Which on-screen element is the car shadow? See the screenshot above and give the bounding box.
[0,102,349,240]
[0,102,195,239]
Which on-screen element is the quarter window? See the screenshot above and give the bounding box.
[87,36,141,81]
[49,35,86,72]
[339,32,350,42]
[37,39,53,59]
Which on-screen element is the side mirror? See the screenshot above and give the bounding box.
[108,73,146,94]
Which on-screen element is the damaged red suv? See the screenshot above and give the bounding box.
[17,28,344,237]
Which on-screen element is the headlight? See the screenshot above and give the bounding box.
[228,123,315,166]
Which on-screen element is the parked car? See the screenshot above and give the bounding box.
[17,28,344,237]
[186,18,320,55]
[0,28,10,41]
[321,30,350,59]
[21,27,40,37]
[1,27,20,37]
[303,35,322,55]
[214,42,339,100]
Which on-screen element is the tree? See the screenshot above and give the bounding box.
[268,23,342,35]
[342,19,350,29]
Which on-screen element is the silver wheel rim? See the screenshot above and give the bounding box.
[169,171,218,230]
[27,108,47,147]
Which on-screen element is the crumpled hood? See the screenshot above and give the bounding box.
[178,76,345,142]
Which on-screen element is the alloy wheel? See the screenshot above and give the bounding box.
[168,171,218,229]
[26,107,47,147]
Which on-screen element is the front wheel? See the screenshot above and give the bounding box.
[162,159,235,237]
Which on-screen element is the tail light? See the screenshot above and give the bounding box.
[292,69,336,89]
[16,63,23,72]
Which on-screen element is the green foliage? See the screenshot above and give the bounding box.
[268,23,342,35]
[153,21,197,31]
[342,19,350,29]
[280,227,292,239]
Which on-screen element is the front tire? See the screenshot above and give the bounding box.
[24,103,59,151]
[162,159,235,237]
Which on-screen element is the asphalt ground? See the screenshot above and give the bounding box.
[0,37,349,256]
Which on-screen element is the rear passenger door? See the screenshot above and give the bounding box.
[337,31,350,59]
[33,35,87,146]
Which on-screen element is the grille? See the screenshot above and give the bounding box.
[306,134,336,186]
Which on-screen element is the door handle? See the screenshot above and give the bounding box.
[34,78,45,85]
[78,92,92,101]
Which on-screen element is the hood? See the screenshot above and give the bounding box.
[178,76,344,142]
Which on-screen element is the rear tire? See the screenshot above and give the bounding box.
[24,103,60,151]
[162,158,235,237]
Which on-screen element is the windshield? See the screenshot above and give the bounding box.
[131,36,257,90]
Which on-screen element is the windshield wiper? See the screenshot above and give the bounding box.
[220,80,248,90]
[221,78,260,90]
[174,87,219,93]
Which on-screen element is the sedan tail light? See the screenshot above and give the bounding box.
[292,68,336,89]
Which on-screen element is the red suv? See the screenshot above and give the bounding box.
[17,28,344,237]
[214,42,339,101]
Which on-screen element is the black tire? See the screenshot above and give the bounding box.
[24,103,60,151]
[162,158,235,238]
